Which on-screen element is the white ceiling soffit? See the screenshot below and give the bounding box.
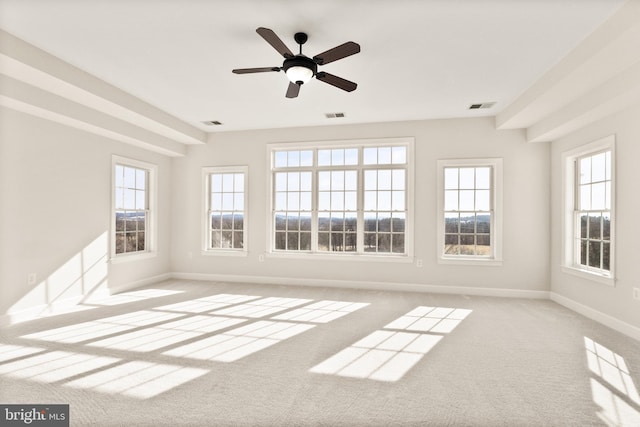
[0,0,632,148]
[496,0,640,142]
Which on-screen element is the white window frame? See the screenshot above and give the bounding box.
[202,166,249,256]
[266,137,414,262]
[561,135,615,286]
[437,158,503,266]
[110,155,157,262]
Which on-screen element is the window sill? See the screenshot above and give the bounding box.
[561,266,615,287]
[201,250,248,257]
[438,257,503,266]
[266,251,414,263]
[110,251,157,264]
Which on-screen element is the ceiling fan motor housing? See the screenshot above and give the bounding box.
[282,55,318,84]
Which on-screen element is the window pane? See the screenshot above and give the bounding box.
[591,182,605,210]
[300,232,311,250]
[378,191,391,210]
[275,192,286,210]
[345,171,357,191]
[124,167,135,188]
[275,232,286,250]
[603,242,610,271]
[580,185,591,210]
[378,147,392,164]
[444,168,458,189]
[378,170,392,190]
[222,174,234,192]
[345,149,358,165]
[331,171,345,190]
[300,192,312,211]
[221,231,233,248]
[331,149,344,165]
[459,168,475,189]
[318,150,331,166]
[580,157,591,184]
[234,174,244,192]
[364,191,377,210]
[275,173,287,191]
[300,150,313,167]
[364,213,377,232]
[580,240,587,265]
[318,191,330,210]
[275,213,286,230]
[288,192,300,211]
[460,235,475,255]
[476,190,490,211]
[377,234,391,252]
[444,234,459,254]
[477,235,490,255]
[288,173,300,191]
[591,152,606,182]
[459,190,475,211]
[588,241,601,268]
[460,215,475,234]
[233,214,244,230]
[392,146,406,164]
[392,213,405,232]
[476,167,490,189]
[345,191,357,211]
[124,189,136,209]
[275,151,287,167]
[444,190,458,211]
[300,214,312,231]
[363,147,377,165]
[211,174,223,192]
[136,169,146,190]
[331,192,344,210]
[115,165,124,187]
[288,233,299,250]
[364,170,377,190]
[233,232,243,249]
[445,213,459,233]
[288,151,300,167]
[115,188,124,209]
[378,213,391,232]
[211,213,222,230]
[392,170,405,190]
[477,214,490,233]
[222,193,234,210]
[318,233,330,251]
[222,215,233,230]
[234,193,244,211]
[392,234,404,253]
[603,213,610,240]
[589,214,601,239]
[300,172,312,191]
[318,212,331,231]
[580,214,588,239]
[318,171,331,191]
[392,191,405,210]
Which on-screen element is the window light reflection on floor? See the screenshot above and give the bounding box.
[0,350,120,383]
[163,320,315,362]
[87,315,246,352]
[585,337,640,426]
[0,344,46,363]
[87,289,185,306]
[211,296,313,318]
[63,360,208,399]
[155,293,261,314]
[21,310,186,344]
[311,306,471,382]
[272,300,370,323]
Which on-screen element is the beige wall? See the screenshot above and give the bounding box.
[0,107,173,319]
[550,105,640,329]
[171,117,550,294]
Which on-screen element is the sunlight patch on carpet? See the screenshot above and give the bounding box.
[311,306,471,382]
[585,337,640,426]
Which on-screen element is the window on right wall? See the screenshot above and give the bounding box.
[562,135,615,285]
[437,158,503,265]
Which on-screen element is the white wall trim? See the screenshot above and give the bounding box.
[170,272,550,299]
[550,291,640,341]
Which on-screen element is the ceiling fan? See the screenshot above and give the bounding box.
[232,27,360,98]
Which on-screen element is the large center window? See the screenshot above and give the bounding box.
[269,139,413,257]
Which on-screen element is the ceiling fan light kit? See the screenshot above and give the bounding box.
[232,27,360,98]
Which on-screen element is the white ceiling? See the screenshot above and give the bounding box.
[0,0,627,134]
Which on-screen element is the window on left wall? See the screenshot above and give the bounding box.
[111,156,157,260]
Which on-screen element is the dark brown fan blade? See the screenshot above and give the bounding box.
[313,41,360,65]
[316,72,357,92]
[256,27,294,58]
[286,82,301,98]
[232,67,281,74]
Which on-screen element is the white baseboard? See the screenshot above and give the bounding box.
[171,272,550,299]
[0,273,172,328]
[550,292,640,341]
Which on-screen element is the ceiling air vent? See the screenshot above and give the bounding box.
[325,112,345,118]
[202,120,223,126]
[469,102,496,110]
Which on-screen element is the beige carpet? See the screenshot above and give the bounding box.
[1,279,639,426]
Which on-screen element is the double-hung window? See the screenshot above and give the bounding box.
[562,136,614,284]
[203,166,248,254]
[112,156,156,259]
[437,158,503,264]
[269,138,413,258]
